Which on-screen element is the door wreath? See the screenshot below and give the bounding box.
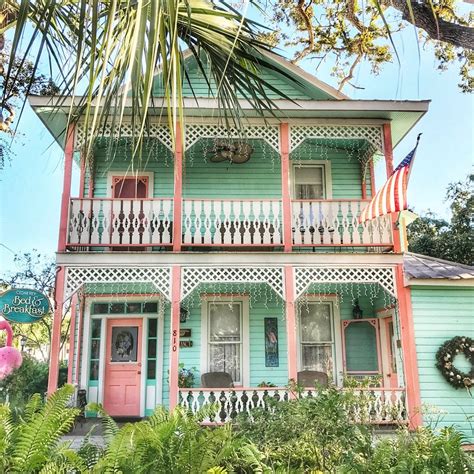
[435,336,474,389]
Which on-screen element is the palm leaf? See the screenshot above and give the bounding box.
[2,0,298,165]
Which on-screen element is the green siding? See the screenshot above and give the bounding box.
[152,57,334,100]
[411,286,474,442]
[184,141,281,199]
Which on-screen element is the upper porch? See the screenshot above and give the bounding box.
[64,121,400,253]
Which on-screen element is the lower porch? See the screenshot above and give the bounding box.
[62,266,409,425]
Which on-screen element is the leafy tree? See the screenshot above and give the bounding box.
[263,0,473,92]
[407,174,474,265]
[0,251,70,362]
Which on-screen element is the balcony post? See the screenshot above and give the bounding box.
[383,123,401,252]
[280,123,292,252]
[284,266,298,382]
[47,266,65,394]
[58,125,75,252]
[173,123,183,251]
[169,265,182,409]
[395,264,422,429]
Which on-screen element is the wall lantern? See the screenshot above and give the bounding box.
[180,306,189,323]
[20,335,27,352]
[352,300,363,320]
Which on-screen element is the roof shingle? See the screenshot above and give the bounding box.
[403,252,474,280]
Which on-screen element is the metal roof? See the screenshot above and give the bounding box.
[404,252,474,280]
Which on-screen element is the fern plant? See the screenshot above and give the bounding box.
[0,384,85,473]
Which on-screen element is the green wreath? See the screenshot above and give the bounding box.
[435,336,474,389]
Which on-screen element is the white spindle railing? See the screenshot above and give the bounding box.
[67,198,173,248]
[292,200,393,246]
[178,387,407,424]
[182,199,283,246]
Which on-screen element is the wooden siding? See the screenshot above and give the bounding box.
[85,144,174,198]
[152,58,333,100]
[411,286,474,442]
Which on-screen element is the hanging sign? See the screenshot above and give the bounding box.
[0,288,51,323]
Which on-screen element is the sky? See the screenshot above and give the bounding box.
[0,23,472,273]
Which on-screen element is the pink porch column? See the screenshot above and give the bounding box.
[169,265,182,409]
[48,266,65,394]
[58,125,75,252]
[383,123,401,253]
[395,264,423,429]
[284,266,298,382]
[280,123,292,252]
[172,123,183,252]
[67,294,78,384]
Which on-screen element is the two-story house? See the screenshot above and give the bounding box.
[31,50,456,431]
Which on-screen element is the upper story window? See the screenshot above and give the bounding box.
[292,163,332,199]
[107,172,154,199]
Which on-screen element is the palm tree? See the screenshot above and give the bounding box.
[1,0,291,156]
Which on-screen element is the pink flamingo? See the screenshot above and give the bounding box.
[0,320,23,379]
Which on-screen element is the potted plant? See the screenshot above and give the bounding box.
[178,363,197,388]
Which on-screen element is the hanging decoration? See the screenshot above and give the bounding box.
[210,140,254,164]
[0,320,23,379]
[435,336,474,389]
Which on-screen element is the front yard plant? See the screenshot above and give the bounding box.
[0,384,472,473]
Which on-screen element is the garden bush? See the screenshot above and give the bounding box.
[0,384,472,473]
[0,354,67,408]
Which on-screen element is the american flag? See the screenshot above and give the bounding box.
[360,134,421,223]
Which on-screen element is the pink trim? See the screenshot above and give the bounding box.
[79,155,85,198]
[58,125,75,252]
[395,264,422,429]
[173,124,183,251]
[111,175,150,198]
[169,265,181,409]
[284,266,298,383]
[182,243,280,247]
[293,243,393,248]
[66,243,173,248]
[48,266,65,394]
[292,199,372,203]
[280,123,292,252]
[383,123,401,253]
[67,294,77,384]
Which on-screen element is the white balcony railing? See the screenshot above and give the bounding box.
[67,198,173,247]
[182,199,283,246]
[292,200,393,246]
[179,387,407,425]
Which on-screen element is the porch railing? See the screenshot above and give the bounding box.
[292,200,393,246]
[179,387,407,425]
[182,199,283,246]
[67,198,173,247]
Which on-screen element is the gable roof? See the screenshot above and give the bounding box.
[404,252,474,281]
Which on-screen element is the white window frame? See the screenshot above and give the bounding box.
[291,161,332,199]
[200,295,250,387]
[106,171,154,198]
[296,296,342,386]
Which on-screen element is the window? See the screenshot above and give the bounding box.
[201,300,248,385]
[299,302,335,375]
[293,165,326,199]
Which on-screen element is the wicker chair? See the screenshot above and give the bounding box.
[201,372,234,388]
[297,370,329,388]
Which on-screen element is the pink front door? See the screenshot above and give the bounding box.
[104,318,142,416]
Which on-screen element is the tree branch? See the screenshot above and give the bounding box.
[383,0,474,50]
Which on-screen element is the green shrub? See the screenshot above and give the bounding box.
[0,354,67,409]
[343,426,474,473]
[234,386,373,472]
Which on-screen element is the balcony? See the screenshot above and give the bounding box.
[66,198,393,250]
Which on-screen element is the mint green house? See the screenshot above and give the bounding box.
[30,50,473,441]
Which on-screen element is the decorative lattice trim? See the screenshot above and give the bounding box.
[74,122,174,152]
[294,266,396,299]
[185,124,280,153]
[181,266,284,300]
[290,125,384,154]
[64,266,171,301]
